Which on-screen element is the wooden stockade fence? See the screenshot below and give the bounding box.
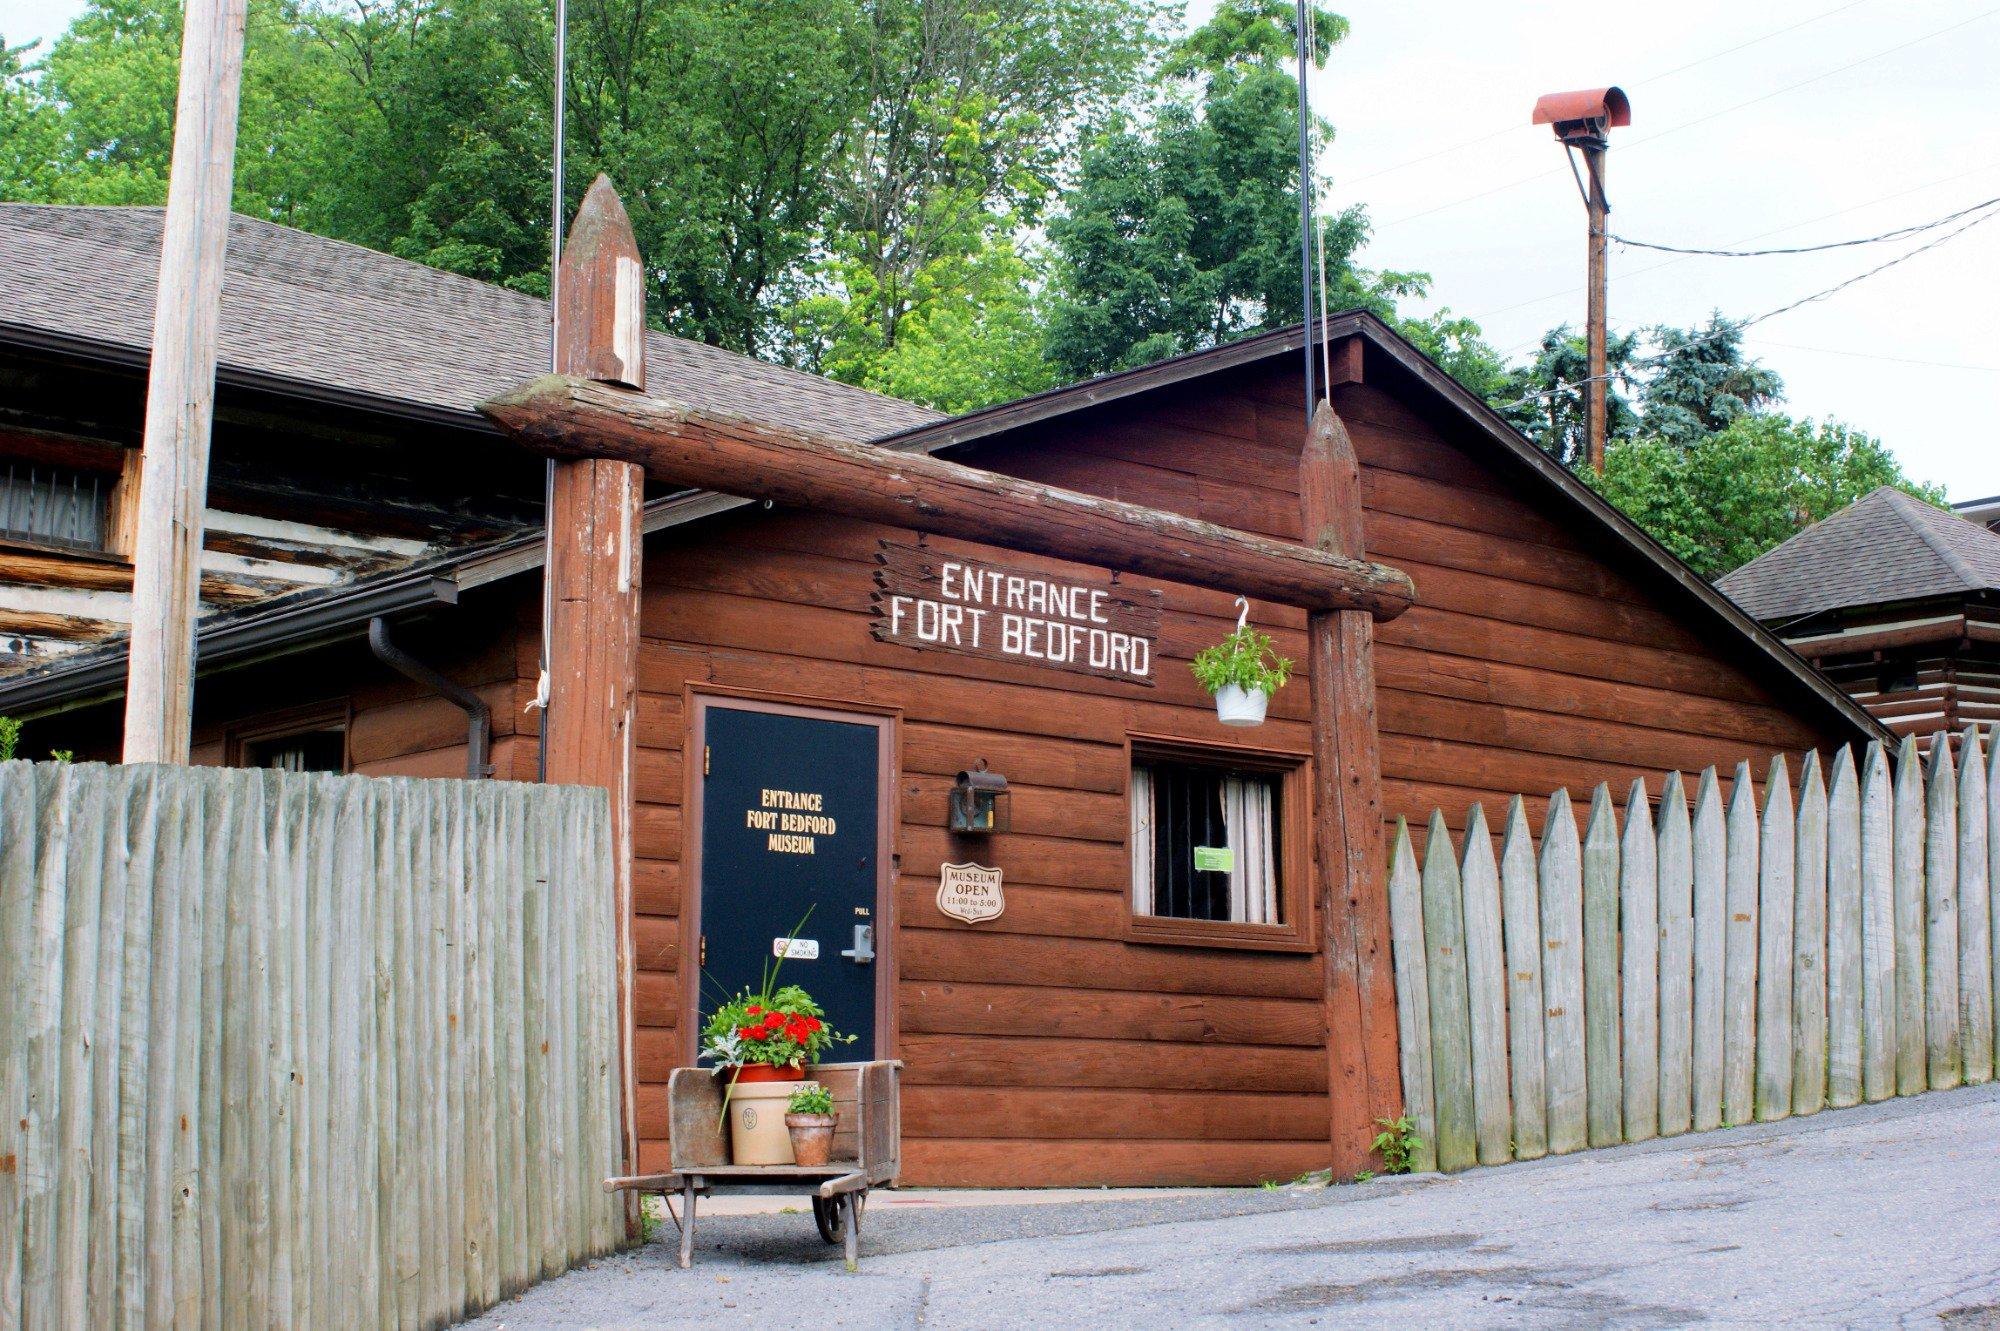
[0,762,624,1329]
[1389,728,1998,1174]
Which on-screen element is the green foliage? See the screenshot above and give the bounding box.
[786,1083,835,1116]
[1190,625,1292,697]
[47,749,75,763]
[1595,413,1947,579]
[1490,323,1642,467]
[1044,2,1388,380]
[1370,1114,1421,1175]
[1638,314,1785,445]
[0,715,19,762]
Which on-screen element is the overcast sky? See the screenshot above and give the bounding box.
[1293,0,1998,501]
[11,0,1996,501]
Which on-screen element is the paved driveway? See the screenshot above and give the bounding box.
[468,1083,2000,1329]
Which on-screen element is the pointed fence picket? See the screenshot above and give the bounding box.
[1387,731,2000,1173]
[0,763,622,1328]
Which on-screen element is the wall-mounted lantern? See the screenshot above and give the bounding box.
[949,760,1010,835]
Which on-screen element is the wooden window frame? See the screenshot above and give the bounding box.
[1122,731,1315,954]
[224,699,353,772]
[0,429,135,560]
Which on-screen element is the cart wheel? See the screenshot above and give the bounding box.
[812,1195,845,1244]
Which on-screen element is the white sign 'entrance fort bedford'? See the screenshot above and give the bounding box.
[872,541,1162,685]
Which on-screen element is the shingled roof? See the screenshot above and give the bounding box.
[0,204,941,442]
[1719,487,2000,622]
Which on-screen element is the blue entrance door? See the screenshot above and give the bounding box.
[697,704,881,1059]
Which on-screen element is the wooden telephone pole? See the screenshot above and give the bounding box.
[1531,87,1629,475]
[122,0,249,763]
[1583,143,1609,474]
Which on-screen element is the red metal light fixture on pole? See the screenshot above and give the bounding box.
[1532,86,1630,474]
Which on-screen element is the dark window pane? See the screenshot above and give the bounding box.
[242,729,345,773]
[0,464,106,551]
[1143,760,1270,923]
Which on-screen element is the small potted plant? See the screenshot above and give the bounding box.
[1191,604,1293,727]
[784,1083,839,1167]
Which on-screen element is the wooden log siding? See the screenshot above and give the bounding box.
[557,358,1863,1187]
[1388,729,2000,1173]
[0,762,622,1326]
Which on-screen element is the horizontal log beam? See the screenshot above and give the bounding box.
[481,376,1416,620]
[1786,616,1967,659]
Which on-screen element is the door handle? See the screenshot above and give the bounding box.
[840,924,875,965]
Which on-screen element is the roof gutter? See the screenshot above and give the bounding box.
[0,322,508,438]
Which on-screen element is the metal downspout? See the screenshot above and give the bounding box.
[367,616,491,779]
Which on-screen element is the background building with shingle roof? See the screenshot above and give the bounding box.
[1719,486,2000,740]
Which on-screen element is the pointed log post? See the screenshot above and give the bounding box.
[547,175,645,1220]
[1301,376,1403,1176]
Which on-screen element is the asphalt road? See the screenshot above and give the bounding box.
[467,1082,2000,1329]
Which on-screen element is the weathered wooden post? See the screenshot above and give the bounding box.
[1299,351,1403,1175]
[547,175,645,1213]
[121,0,248,762]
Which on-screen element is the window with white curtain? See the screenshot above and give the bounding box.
[1130,759,1283,925]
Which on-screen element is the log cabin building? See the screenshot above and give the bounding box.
[1719,486,2000,745]
[0,201,1879,1186]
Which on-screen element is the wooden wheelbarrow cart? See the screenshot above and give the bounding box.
[604,1060,902,1270]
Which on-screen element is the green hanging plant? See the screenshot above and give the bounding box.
[1190,625,1293,698]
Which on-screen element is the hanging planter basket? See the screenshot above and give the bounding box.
[1192,598,1292,730]
[1213,683,1271,728]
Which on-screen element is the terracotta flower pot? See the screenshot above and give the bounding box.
[728,1062,805,1085]
[785,1112,837,1167]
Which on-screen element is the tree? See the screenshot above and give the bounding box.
[1636,313,1784,445]
[1595,412,1947,579]
[1490,323,1640,467]
[0,37,63,201]
[1045,0,1376,380]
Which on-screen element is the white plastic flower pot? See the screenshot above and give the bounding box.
[1214,683,1269,727]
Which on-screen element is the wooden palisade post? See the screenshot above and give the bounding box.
[547,174,646,1222]
[121,0,248,762]
[1299,345,1403,1176]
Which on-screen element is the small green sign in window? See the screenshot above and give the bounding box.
[1193,845,1234,874]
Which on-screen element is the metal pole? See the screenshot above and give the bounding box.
[122,0,248,764]
[1295,0,1316,413]
[1584,142,1608,474]
[537,0,569,782]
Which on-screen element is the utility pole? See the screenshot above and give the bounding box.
[1583,143,1609,474]
[122,0,249,763]
[1532,87,1630,474]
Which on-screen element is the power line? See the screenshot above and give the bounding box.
[1377,5,2000,231]
[1744,338,2000,374]
[1490,203,2000,411]
[1611,195,2000,256]
[1334,0,1873,189]
[1476,158,2000,330]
